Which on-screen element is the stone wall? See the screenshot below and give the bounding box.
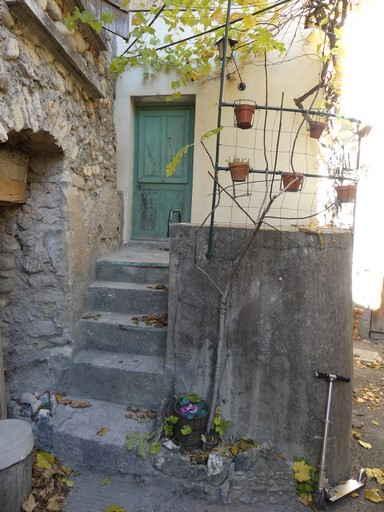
[0,0,121,399]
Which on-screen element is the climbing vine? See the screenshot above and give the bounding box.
[66,1,355,105]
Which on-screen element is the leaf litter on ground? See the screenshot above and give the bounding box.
[125,405,156,422]
[22,450,75,512]
[131,313,168,328]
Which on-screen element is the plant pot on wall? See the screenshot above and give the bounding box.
[308,119,327,139]
[233,100,257,129]
[335,183,357,203]
[281,172,303,192]
[228,161,250,182]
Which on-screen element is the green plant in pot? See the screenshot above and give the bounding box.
[174,393,208,450]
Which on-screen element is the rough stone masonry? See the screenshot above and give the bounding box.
[0,0,121,400]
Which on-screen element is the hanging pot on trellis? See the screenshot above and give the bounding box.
[308,118,327,140]
[281,172,304,192]
[335,183,357,203]
[228,160,250,182]
[233,100,257,129]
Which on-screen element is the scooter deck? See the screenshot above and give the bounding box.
[328,479,366,502]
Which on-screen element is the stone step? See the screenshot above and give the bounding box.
[85,281,168,314]
[70,350,166,408]
[51,397,159,476]
[96,242,169,284]
[77,312,167,356]
[96,260,169,285]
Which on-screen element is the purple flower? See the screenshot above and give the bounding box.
[180,403,199,416]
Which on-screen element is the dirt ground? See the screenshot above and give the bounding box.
[324,337,384,511]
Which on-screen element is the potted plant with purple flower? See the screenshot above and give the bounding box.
[174,393,208,450]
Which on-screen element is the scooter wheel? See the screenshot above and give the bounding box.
[313,490,326,510]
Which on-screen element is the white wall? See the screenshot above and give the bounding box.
[113,23,330,241]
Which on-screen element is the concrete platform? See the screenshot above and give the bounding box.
[52,397,159,476]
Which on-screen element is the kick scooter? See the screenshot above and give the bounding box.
[313,371,367,509]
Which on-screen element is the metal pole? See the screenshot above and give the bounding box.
[221,101,361,124]
[206,0,232,258]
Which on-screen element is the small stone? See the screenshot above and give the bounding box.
[0,5,15,29]
[4,37,19,60]
[37,409,51,419]
[20,392,38,406]
[46,0,62,21]
[207,452,224,476]
[31,400,43,415]
[37,0,47,9]
[163,439,179,450]
[0,122,8,143]
[234,452,254,472]
[73,31,87,53]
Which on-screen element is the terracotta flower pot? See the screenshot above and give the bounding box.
[308,120,326,140]
[335,184,357,203]
[234,102,256,129]
[228,162,250,182]
[281,172,303,192]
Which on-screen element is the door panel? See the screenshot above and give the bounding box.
[133,106,194,239]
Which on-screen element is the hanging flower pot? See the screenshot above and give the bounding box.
[308,119,327,140]
[335,183,357,203]
[233,100,257,129]
[281,172,303,192]
[173,394,208,450]
[228,160,250,182]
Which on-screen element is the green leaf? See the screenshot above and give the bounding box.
[89,20,103,34]
[181,424,192,435]
[149,441,161,455]
[103,506,126,512]
[60,478,75,488]
[36,451,55,469]
[101,12,116,25]
[166,144,191,177]
[137,436,147,459]
[126,435,138,451]
[101,477,112,486]
[200,126,223,140]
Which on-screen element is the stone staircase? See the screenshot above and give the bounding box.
[51,241,170,474]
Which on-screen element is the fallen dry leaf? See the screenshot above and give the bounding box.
[131,313,168,328]
[97,427,108,436]
[351,428,362,440]
[22,493,37,512]
[366,468,384,485]
[358,440,372,449]
[364,488,384,503]
[61,399,92,408]
[27,450,73,511]
[147,284,168,291]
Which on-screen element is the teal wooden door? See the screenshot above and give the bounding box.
[133,106,194,239]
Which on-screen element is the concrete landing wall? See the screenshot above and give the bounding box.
[166,224,354,482]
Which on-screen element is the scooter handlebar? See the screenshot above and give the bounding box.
[314,372,350,383]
